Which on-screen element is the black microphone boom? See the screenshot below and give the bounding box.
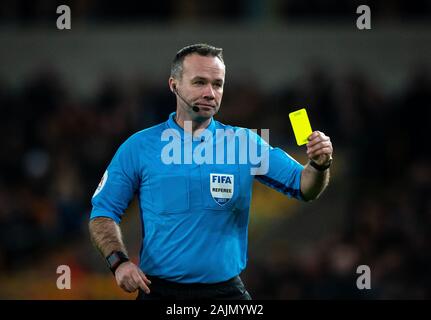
[174,87,200,112]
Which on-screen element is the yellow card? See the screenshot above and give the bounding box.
[289,108,313,146]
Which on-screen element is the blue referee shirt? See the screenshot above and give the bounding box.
[90,112,304,283]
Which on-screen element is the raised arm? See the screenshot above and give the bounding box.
[300,131,333,201]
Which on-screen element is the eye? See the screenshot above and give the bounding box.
[194,80,205,85]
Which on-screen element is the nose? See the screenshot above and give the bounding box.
[202,84,215,100]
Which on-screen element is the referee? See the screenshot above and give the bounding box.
[89,43,333,300]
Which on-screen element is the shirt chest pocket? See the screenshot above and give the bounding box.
[200,164,241,212]
[150,173,190,214]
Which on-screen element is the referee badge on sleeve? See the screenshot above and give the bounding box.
[210,173,234,206]
[93,170,108,198]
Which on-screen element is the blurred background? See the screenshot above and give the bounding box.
[0,0,430,299]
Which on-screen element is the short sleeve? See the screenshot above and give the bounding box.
[90,135,141,223]
[249,130,305,200]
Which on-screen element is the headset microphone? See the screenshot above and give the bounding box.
[173,85,200,112]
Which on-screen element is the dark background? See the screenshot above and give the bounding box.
[0,0,430,299]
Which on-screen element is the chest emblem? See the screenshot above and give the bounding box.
[210,173,234,206]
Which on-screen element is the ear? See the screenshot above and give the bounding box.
[168,77,177,93]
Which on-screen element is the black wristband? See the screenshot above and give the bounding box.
[106,251,129,275]
[309,158,332,171]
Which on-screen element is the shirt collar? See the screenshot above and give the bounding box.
[166,112,216,142]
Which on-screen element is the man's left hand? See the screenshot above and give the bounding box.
[306,131,333,166]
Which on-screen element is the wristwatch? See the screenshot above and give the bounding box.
[309,158,332,171]
[106,251,129,275]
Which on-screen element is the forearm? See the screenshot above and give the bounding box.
[300,162,330,201]
[89,217,127,257]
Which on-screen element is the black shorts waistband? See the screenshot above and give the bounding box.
[137,275,251,300]
[146,275,241,290]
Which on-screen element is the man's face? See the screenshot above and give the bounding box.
[175,53,225,120]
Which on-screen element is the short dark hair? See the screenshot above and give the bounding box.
[170,43,224,79]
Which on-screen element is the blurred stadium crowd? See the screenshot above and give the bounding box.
[1,0,431,24]
[0,60,429,298]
